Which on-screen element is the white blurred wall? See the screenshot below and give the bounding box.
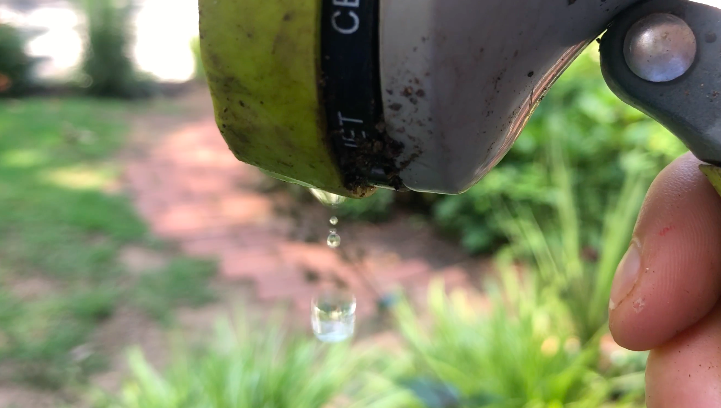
[0,0,199,82]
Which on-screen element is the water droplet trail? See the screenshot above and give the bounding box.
[327,215,340,248]
[308,188,356,343]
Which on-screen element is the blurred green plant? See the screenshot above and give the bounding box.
[394,278,645,408]
[100,315,421,408]
[395,279,603,407]
[0,24,34,96]
[79,0,147,97]
[190,37,205,82]
[497,133,650,342]
[432,46,686,253]
[337,189,395,222]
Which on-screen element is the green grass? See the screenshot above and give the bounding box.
[96,315,422,408]
[0,99,215,388]
[132,258,217,323]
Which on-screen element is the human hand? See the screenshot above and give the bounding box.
[609,152,721,407]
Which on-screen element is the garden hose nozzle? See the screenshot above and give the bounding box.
[199,0,721,198]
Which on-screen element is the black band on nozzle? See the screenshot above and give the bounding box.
[319,0,405,192]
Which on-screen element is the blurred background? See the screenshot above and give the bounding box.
[0,1,688,407]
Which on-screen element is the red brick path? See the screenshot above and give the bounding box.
[124,119,475,320]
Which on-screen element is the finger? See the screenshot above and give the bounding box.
[645,300,721,408]
[609,152,721,351]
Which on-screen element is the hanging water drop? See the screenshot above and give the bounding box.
[311,290,356,343]
[309,188,347,207]
[329,216,338,226]
[327,231,341,248]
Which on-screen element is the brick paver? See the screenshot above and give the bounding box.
[124,119,476,321]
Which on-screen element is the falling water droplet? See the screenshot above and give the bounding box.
[327,231,341,248]
[309,190,356,342]
[311,290,356,343]
[310,188,347,207]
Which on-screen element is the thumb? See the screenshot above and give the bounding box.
[608,152,721,351]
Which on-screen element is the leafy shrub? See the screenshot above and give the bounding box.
[497,134,650,342]
[100,316,421,408]
[0,24,34,96]
[394,278,645,408]
[79,0,146,97]
[395,280,611,407]
[432,46,686,253]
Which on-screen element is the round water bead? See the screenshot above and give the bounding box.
[311,290,356,343]
[327,231,341,248]
[309,188,347,207]
[329,216,338,226]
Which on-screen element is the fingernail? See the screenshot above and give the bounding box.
[609,239,642,311]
